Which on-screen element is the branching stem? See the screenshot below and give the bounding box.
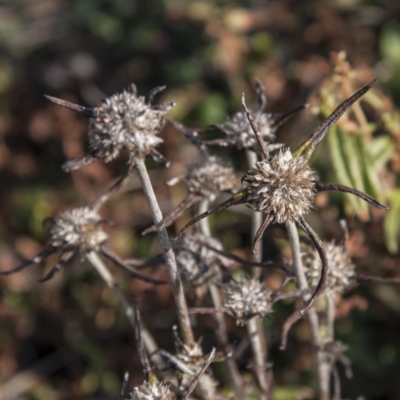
[285,221,330,400]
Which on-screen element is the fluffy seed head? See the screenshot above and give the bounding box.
[50,207,108,251]
[304,241,356,294]
[130,381,175,400]
[243,148,318,223]
[173,233,226,297]
[223,278,273,325]
[219,111,278,150]
[186,156,240,201]
[88,85,173,163]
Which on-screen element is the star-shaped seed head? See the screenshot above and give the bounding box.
[49,207,108,251]
[186,156,240,201]
[173,233,226,296]
[130,381,175,400]
[223,278,273,325]
[219,110,278,150]
[243,148,318,223]
[88,85,173,163]
[304,241,355,294]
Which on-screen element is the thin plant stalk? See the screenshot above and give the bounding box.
[133,156,195,347]
[198,200,244,399]
[246,149,269,399]
[86,251,164,366]
[285,221,330,400]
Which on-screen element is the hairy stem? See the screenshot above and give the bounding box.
[285,221,330,400]
[133,156,195,347]
[198,200,244,399]
[86,251,163,366]
[246,149,269,399]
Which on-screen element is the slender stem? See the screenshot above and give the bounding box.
[285,221,330,400]
[246,149,269,399]
[133,156,195,347]
[86,251,163,366]
[198,200,244,399]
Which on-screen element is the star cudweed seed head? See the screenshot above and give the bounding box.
[130,381,175,400]
[50,207,108,251]
[88,84,174,164]
[218,110,278,150]
[304,241,355,294]
[223,278,273,325]
[243,148,318,223]
[173,233,226,295]
[186,156,240,202]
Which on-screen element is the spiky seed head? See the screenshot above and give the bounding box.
[50,207,108,251]
[243,148,318,223]
[186,156,240,201]
[130,381,175,400]
[223,278,273,325]
[219,111,280,150]
[88,85,174,163]
[173,233,226,296]
[174,338,218,398]
[304,241,355,294]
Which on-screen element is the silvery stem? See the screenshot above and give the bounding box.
[246,149,269,399]
[198,200,244,399]
[86,251,163,366]
[285,221,330,400]
[133,156,195,347]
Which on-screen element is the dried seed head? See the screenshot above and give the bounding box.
[219,111,279,150]
[173,233,226,296]
[304,241,355,294]
[130,381,175,400]
[50,207,108,251]
[186,156,240,201]
[88,85,174,163]
[174,338,218,398]
[223,278,273,325]
[243,148,318,223]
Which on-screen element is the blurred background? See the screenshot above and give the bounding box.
[0,0,400,399]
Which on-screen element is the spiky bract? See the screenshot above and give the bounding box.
[50,207,108,251]
[223,278,273,325]
[243,148,318,223]
[88,85,173,163]
[304,241,355,294]
[130,381,175,400]
[186,156,240,201]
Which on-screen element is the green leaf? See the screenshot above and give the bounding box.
[384,190,400,254]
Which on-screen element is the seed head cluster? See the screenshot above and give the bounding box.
[219,110,279,150]
[186,156,240,201]
[88,84,174,163]
[173,233,226,295]
[304,241,356,294]
[130,381,175,400]
[243,148,318,223]
[50,207,108,251]
[223,278,273,325]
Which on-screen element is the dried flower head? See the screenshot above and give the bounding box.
[0,176,165,285]
[205,79,305,152]
[186,156,240,201]
[49,207,108,251]
[131,381,175,400]
[223,278,273,325]
[304,241,355,294]
[173,233,226,296]
[45,84,174,171]
[243,148,318,223]
[142,156,240,234]
[178,79,388,313]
